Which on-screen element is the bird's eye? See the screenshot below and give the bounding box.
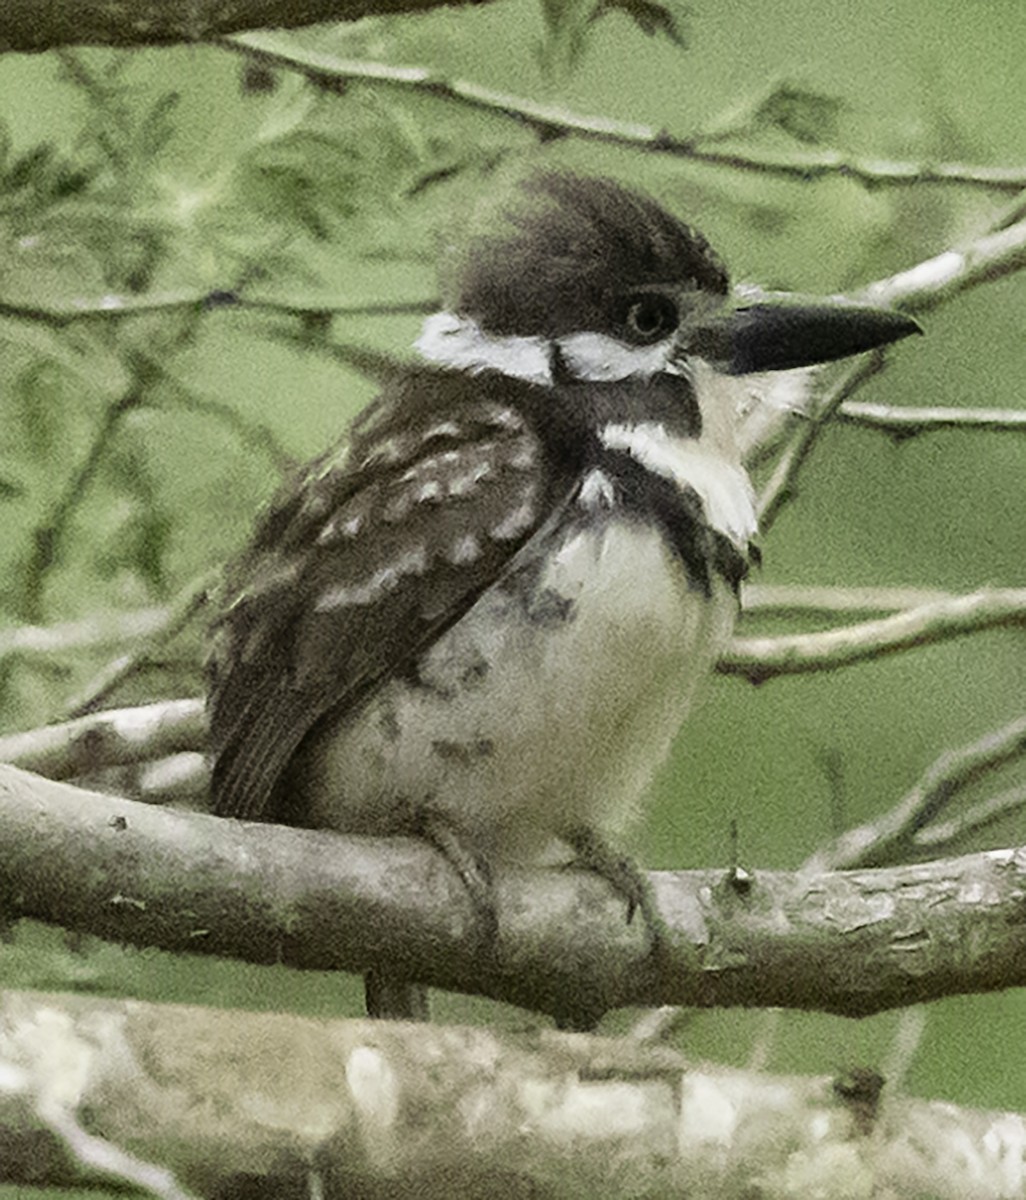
[618,293,679,345]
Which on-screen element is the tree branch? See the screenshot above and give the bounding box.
[804,716,1026,873]
[0,700,204,780]
[0,0,497,54]
[225,32,1026,194]
[1,987,1023,1199]
[720,588,1026,682]
[837,400,1026,437]
[739,583,960,617]
[4,587,1025,777]
[0,289,434,327]
[755,213,1026,529]
[62,571,215,719]
[0,606,172,662]
[1,764,1025,1024]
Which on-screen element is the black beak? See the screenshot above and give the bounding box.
[688,294,922,375]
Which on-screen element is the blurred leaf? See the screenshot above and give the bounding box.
[538,0,596,73]
[593,0,688,46]
[0,141,98,211]
[236,129,360,240]
[752,83,846,145]
[538,0,686,73]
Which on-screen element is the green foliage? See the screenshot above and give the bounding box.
[0,4,1025,1170]
[538,0,687,74]
[750,82,846,145]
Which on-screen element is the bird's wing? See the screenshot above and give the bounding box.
[207,368,573,822]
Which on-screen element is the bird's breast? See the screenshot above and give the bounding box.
[295,508,737,862]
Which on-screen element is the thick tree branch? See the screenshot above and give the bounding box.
[0,0,497,54]
[1,988,1023,1200]
[1,764,1025,1024]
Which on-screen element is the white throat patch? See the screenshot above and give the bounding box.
[601,421,757,548]
[416,311,676,386]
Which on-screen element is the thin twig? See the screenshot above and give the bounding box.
[0,290,434,327]
[146,378,294,475]
[224,33,1026,194]
[857,216,1026,314]
[0,607,171,661]
[721,588,1026,682]
[20,390,141,623]
[913,784,1026,852]
[756,356,881,532]
[267,326,407,383]
[837,400,1026,436]
[756,214,1026,528]
[803,715,1026,872]
[64,571,216,718]
[740,584,958,617]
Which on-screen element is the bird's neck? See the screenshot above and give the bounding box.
[415,310,758,553]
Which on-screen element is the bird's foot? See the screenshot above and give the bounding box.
[564,825,667,956]
[422,813,500,951]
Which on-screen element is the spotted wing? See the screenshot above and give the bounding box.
[208,369,569,822]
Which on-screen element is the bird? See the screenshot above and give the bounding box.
[207,171,920,1021]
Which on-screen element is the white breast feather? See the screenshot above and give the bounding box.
[296,519,736,864]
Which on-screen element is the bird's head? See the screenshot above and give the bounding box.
[417,170,920,393]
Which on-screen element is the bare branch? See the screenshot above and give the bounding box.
[226,33,1026,195]
[0,606,171,662]
[837,400,1026,437]
[804,716,1026,873]
[915,784,1026,854]
[0,289,434,327]
[0,699,205,780]
[0,0,498,54]
[740,583,959,616]
[755,353,881,530]
[756,214,1026,529]
[857,216,1026,313]
[721,588,1026,682]
[64,571,215,718]
[2,988,1023,1199]
[1,764,1025,1023]
[38,1103,199,1200]
[19,390,141,624]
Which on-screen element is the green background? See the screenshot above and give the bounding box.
[1,0,1025,1191]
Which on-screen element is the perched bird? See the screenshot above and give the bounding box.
[207,172,919,1019]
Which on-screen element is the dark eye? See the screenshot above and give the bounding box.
[618,293,679,345]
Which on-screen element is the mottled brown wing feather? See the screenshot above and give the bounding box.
[207,369,573,823]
